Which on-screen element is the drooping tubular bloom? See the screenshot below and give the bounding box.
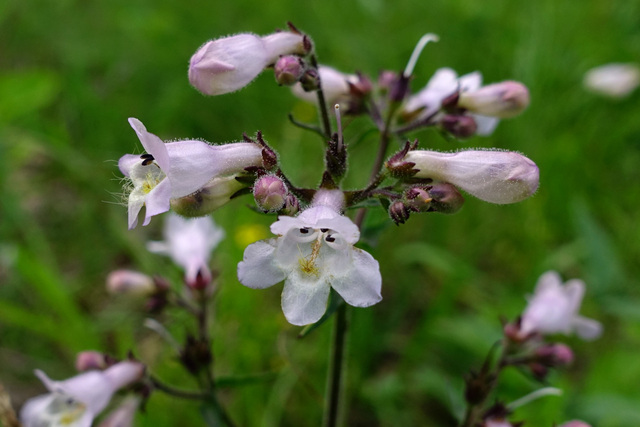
[189,31,307,96]
[237,196,382,326]
[402,149,539,204]
[147,213,225,285]
[520,271,602,340]
[20,361,145,427]
[118,118,262,229]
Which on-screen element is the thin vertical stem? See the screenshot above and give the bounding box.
[323,303,349,427]
[310,54,333,139]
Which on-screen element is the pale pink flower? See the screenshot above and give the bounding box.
[520,271,602,340]
[20,361,144,427]
[238,195,381,326]
[147,213,224,285]
[118,118,262,229]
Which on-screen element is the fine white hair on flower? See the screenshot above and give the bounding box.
[118,118,262,229]
[403,149,539,204]
[237,205,382,326]
[147,213,225,284]
[583,63,640,98]
[520,271,602,340]
[20,361,144,427]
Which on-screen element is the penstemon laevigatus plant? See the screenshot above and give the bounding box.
[8,23,602,427]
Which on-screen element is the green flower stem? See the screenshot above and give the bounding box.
[323,302,349,427]
[310,54,333,139]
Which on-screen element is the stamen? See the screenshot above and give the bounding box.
[334,104,343,152]
[140,153,154,159]
[299,228,310,234]
[141,158,154,166]
[325,235,335,243]
[320,228,329,232]
[403,33,439,78]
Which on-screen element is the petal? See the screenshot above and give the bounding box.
[330,248,382,307]
[142,178,171,226]
[534,271,563,294]
[270,214,304,236]
[281,272,331,325]
[36,370,114,414]
[472,114,500,136]
[102,361,145,391]
[166,141,262,198]
[128,118,170,171]
[315,215,360,245]
[572,315,603,340]
[19,393,55,426]
[458,71,482,92]
[118,154,141,178]
[563,279,586,314]
[127,195,144,230]
[237,239,286,289]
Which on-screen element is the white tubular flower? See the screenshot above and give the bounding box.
[403,68,501,135]
[20,361,144,427]
[583,63,640,98]
[189,32,305,96]
[237,204,382,326]
[118,118,262,229]
[147,213,224,284]
[106,270,156,296]
[403,149,539,204]
[291,65,358,106]
[520,271,602,340]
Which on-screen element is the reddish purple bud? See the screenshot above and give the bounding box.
[254,175,288,212]
[535,343,574,367]
[75,351,107,372]
[389,200,410,225]
[427,182,465,214]
[440,114,478,138]
[274,55,306,86]
[405,187,432,212]
[282,193,300,215]
[378,70,398,92]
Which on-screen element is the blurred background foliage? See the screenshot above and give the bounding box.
[1,0,639,425]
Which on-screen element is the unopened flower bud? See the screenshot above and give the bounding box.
[274,55,306,86]
[404,150,539,204]
[458,81,530,118]
[427,182,465,214]
[171,175,246,217]
[75,351,108,372]
[253,175,288,212]
[528,362,548,380]
[189,32,305,96]
[440,114,478,138]
[106,270,156,297]
[405,187,432,212]
[282,193,300,216]
[535,343,574,367]
[299,68,320,91]
[378,70,398,92]
[389,200,410,225]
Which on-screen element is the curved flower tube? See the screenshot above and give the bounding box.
[20,361,144,427]
[237,205,382,326]
[118,118,262,229]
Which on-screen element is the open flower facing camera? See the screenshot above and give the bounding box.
[238,192,382,325]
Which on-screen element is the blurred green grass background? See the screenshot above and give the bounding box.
[1,0,639,425]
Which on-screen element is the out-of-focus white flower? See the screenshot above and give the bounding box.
[583,63,640,98]
[96,395,141,427]
[483,418,514,427]
[147,213,224,285]
[520,271,602,340]
[20,361,144,427]
[402,68,502,136]
[189,32,306,96]
[402,149,539,204]
[75,351,108,372]
[106,270,156,296]
[118,118,262,229]
[237,192,382,326]
[291,65,358,107]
